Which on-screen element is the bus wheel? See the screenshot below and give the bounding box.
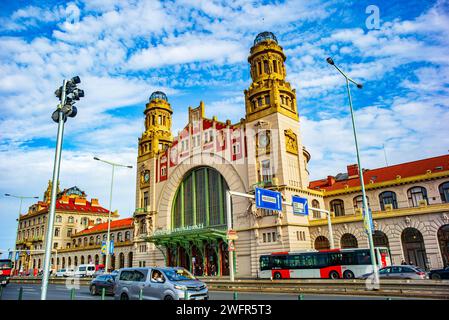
[274,272,282,280]
[343,270,355,279]
[329,271,339,279]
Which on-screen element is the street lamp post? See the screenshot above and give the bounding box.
[94,157,132,273]
[41,76,84,300]
[4,193,39,274]
[326,57,379,286]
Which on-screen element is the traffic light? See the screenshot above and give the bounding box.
[52,76,84,123]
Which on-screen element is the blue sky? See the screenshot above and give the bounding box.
[1,0,449,256]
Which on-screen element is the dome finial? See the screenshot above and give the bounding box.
[254,31,278,46]
[150,91,168,102]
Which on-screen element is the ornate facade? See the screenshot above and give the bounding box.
[132,31,449,277]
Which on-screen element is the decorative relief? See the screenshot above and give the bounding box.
[442,213,449,225]
[140,169,151,187]
[284,129,298,155]
[405,216,411,226]
[256,130,271,156]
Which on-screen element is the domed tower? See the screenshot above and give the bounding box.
[138,91,174,159]
[244,31,298,123]
[244,32,310,191]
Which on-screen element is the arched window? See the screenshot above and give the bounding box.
[373,230,389,248]
[117,232,123,242]
[74,256,78,267]
[80,256,85,264]
[353,195,369,210]
[110,233,115,241]
[96,218,102,224]
[119,253,125,269]
[125,231,131,241]
[340,233,358,248]
[439,182,449,203]
[172,167,229,228]
[81,217,88,225]
[330,199,345,217]
[379,191,398,210]
[83,237,88,246]
[407,186,428,207]
[68,257,72,268]
[56,215,62,223]
[311,200,320,219]
[89,236,94,245]
[139,219,147,235]
[96,235,101,244]
[128,252,133,267]
[68,216,74,223]
[314,236,330,250]
[62,257,65,268]
[103,234,107,241]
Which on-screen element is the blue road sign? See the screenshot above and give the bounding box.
[255,187,282,211]
[109,240,114,255]
[292,196,308,215]
[8,251,13,260]
[15,251,20,261]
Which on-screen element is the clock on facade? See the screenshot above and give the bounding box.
[144,171,150,183]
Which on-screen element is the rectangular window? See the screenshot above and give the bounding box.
[261,160,272,182]
[67,228,72,237]
[143,191,149,208]
[264,60,269,73]
[54,228,60,237]
[258,62,262,75]
[232,143,240,155]
[161,167,166,177]
[265,95,270,105]
[273,60,277,73]
[272,232,276,242]
[258,97,263,107]
[263,233,266,243]
[267,232,272,242]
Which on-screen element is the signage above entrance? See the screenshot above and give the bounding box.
[255,187,282,211]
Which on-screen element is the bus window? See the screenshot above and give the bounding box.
[287,255,301,269]
[329,253,342,266]
[260,256,271,271]
[316,253,328,267]
[272,255,287,269]
[302,255,317,268]
[355,250,371,265]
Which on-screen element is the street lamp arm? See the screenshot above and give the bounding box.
[327,57,363,88]
[93,156,133,168]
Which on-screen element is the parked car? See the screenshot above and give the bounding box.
[360,265,428,280]
[55,269,67,277]
[74,264,96,278]
[93,269,105,277]
[90,274,116,295]
[114,267,208,300]
[429,266,449,279]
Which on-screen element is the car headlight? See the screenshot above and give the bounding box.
[174,285,188,291]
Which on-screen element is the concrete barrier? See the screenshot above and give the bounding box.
[9,276,449,299]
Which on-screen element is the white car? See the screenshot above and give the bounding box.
[74,264,96,277]
[64,268,75,277]
[55,269,66,277]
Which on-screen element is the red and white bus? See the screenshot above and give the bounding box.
[259,247,391,279]
[0,259,13,286]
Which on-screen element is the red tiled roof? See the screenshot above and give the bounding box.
[309,154,449,192]
[75,218,133,236]
[55,197,110,213]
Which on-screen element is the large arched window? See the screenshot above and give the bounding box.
[407,186,428,207]
[341,233,358,248]
[379,191,398,210]
[439,181,449,203]
[172,167,229,228]
[330,199,345,217]
[373,230,389,248]
[125,231,131,241]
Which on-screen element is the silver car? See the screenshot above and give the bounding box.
[114,267,208,300]
[361,265,429,280]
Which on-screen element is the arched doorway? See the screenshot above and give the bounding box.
[128,252,133,267]
[373,230,389,248]
[119,253,125,269]
[95,254,99,265]
[80,256,85,264]
[111,255,116,270]
[62,257,65,268]
[74,256,78,267]
[402,228,428,269]
[437,225,449,267]
[340,233,358,249]
[68,257,72,268]
[314,236,330,250]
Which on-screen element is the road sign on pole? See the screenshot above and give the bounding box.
[255,188,282,211]
[292,196,308,215]
[226,229,239,240]
[228,240,235,252]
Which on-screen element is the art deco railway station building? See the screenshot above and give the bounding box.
[132,32,449,277]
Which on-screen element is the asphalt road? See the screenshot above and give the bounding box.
[0,283,417,300]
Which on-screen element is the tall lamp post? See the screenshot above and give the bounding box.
[326,57,379,286]
[4,193,39,273]
[41,76,84,300]
[93,156,132,273]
